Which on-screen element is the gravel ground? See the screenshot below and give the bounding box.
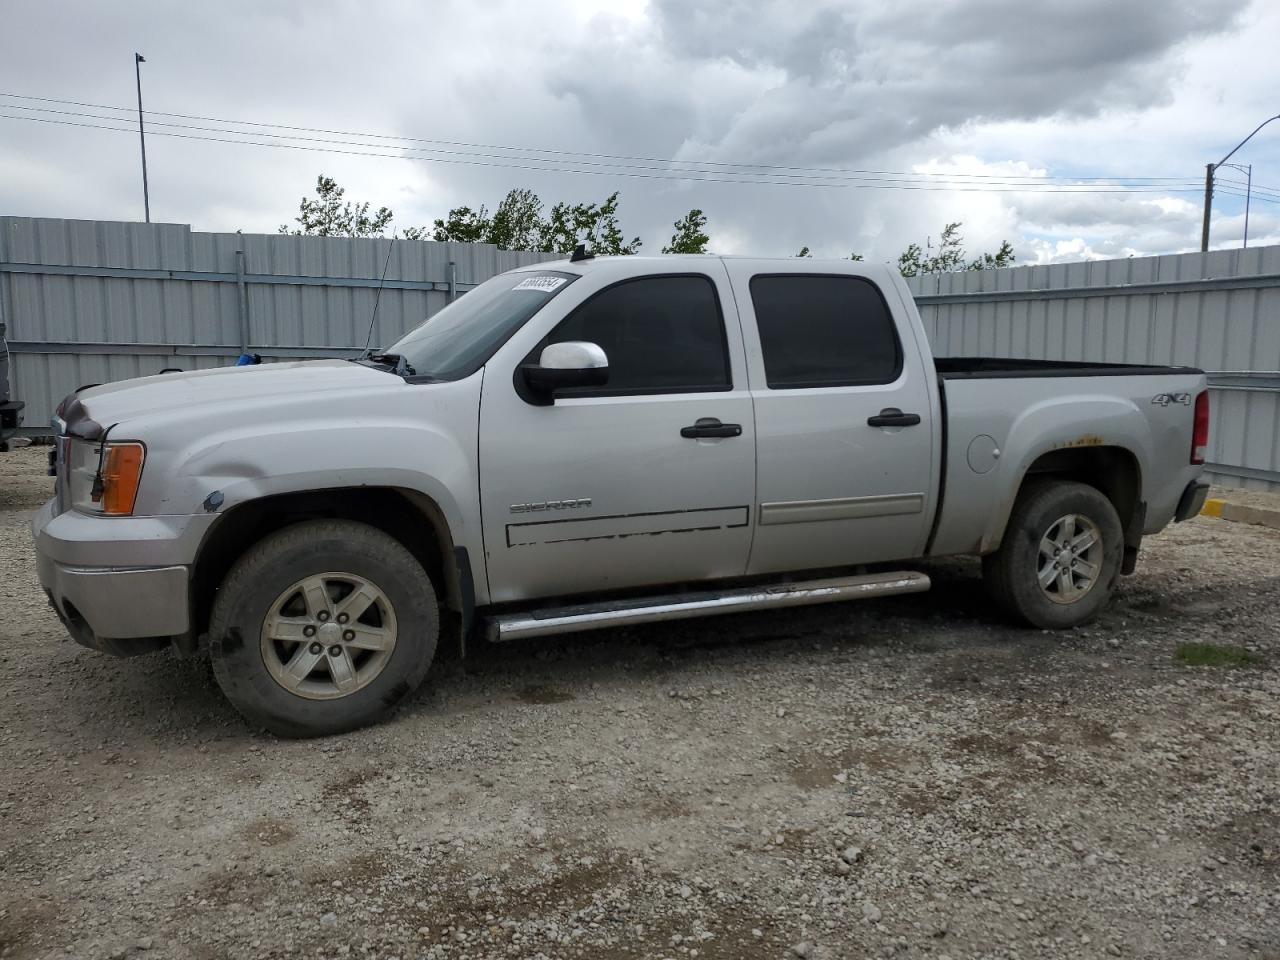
[1,443,1277,960]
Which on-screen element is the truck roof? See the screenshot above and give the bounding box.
[517,253,891,274]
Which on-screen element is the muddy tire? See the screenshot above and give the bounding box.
[209,520,438,737]
[982,479,1123,629]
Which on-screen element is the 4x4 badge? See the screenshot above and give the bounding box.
[1151,393,1191,406]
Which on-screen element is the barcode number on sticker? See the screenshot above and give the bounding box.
[514,276,568,292]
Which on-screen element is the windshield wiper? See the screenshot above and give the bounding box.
[358,352,417,377]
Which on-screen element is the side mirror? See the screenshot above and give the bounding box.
[520,341,609,403]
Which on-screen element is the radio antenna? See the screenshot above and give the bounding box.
[360,236,397,357]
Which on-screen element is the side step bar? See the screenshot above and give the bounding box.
[484,570,931,643]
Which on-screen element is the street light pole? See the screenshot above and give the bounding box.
[134,52,150,223]
[1220,162,1253,249]
[1200,113,1279,252]
[1244,162,1253,248]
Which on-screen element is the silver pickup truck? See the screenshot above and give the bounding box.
[33,255,1210,736]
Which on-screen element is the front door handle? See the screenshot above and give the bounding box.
[681,417,743,439]
[867,407,922,428]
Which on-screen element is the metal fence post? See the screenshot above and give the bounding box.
[235,234,250,355]
[448,260,457,303]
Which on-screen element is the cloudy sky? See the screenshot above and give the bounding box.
[1,0,1278,265]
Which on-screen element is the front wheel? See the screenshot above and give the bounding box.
[209,520,439,737]
[982,479,1123,629]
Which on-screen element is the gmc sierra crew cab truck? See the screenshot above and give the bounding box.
[33,255,1211,736]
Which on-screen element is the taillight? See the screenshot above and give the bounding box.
[1191,390,1210,465]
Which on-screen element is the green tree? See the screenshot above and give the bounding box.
[662,209,710,254]
[280,175,398,238]
[799,228,1007,273]
[966,241,1016,271]
[489,188,545,251]
[896,222,1014,278]
[428,205,489,244]
[430,188,545,248]
[433,188,640,254]
[797,246,863,260]
[539,191,640,255]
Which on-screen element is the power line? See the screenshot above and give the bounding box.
[3,90,1276,205]
[1218,178,1280,202]
[1219,174,1280,193]
[0,101,1212,189]
[0,111,1229,197]
[1219,188,1280,206]
[13,102,1194,188]
[0,90,1225,187]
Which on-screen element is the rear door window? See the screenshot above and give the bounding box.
[749,275,902,389]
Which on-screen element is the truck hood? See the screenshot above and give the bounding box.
[65,359,395,435]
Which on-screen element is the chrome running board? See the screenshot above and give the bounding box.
[485,570,931,642]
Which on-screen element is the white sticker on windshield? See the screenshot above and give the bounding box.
[514,276,568,293]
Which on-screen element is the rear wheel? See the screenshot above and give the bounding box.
[209,520,438,737]
[982,479,1122,629]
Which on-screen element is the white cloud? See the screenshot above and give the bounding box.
[0,0,1276,265]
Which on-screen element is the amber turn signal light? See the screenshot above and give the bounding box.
[99,443,145,515]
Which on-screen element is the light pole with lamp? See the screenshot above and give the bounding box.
[1200,113,1278,252]
[1219,162,1252,248]
[135,52,150,223]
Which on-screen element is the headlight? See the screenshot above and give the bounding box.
[67,439,146,515]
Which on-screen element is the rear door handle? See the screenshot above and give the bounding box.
[681,417,743,439]
[867,408,922,428]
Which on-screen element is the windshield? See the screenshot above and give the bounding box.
[379,270,578,381]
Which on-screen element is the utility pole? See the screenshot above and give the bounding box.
[1200,162,1213,253]
[1201,113,1278,252]
[134,52,150,223]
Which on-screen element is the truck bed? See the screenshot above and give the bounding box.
[927,360,1208,560]
[935,357,1202,379]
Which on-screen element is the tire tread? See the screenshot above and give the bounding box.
[208,519,437,737]
[982,478,1122,629]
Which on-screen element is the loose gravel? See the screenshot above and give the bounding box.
[1,444,1277,959]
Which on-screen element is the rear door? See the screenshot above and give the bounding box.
[478,262,757,603]
[722,262,937,575]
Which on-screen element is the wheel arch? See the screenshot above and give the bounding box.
[985,445,1144,563]
[190,486,471,655]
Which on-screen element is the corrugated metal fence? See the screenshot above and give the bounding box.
[907,245,1280,490]
[0,216,556,431]
[3,216,1278,489]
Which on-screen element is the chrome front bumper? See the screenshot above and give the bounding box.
[32,499,204,650]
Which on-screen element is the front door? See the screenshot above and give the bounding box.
[722,263,938,575]
[478,266,757,604]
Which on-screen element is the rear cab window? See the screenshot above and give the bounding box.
[749,275,902,389]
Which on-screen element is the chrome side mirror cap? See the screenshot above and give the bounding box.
[519,341,610,404]
[538,341,608,370]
